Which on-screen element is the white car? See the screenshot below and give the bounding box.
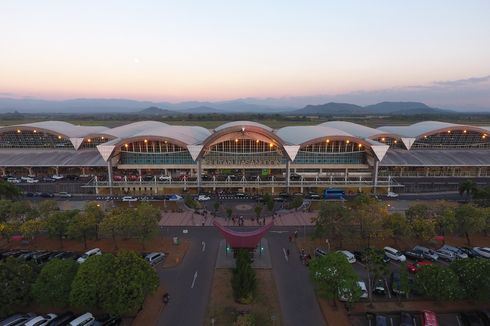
[474,247,490,258]
[69,313,95,326]
[25,178,39,183]
[384,246,406,262]
[337,250,356,264]
[57,191,72,198]
[339,281,368,301]
[158,175,172,181]
[387,191,399,198]
[122,196,138,202]
[52,175,64,180]
[24,314,57,326]
[168,194,183,201]
[7,177,20,183]
[197,194,211,201]
[77,248,102,263]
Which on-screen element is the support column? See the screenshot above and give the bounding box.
[373,160,379,194]
[286,160,291,192]
[55,166,59,175]
[27,167,33,176]
[478,167,482,177]
[197,159,202,193]
[107,159,113,195]
[344,168,348,183]
[0,167,5,176]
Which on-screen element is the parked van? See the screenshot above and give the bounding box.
[413,245,439,261]
[77,248,102,263]
[68,313,95,326]
[145,252,166,266]
[383,246,406,262]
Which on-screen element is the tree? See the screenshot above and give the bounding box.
[254,205,263,219]
[67,212,96,249]
[99,208,134,249]
[415,265,461,301]
[32,259,79,307]
[213,201,220,216]
[0,181,20,200]
[459,180,477,198]
[312,202,352,247]
[410,217,436,241]
[0,200,12,222]
[450,258,490,301]
[352,195,389,247]
[405,203,432,220]
[383,213,411,246]
[70,252,158,316]
[309,251,360,306]
[84,201,105,240]
[226,207,233,220]
[0,222,17,243]
[262,193,274,212]
[364,248,388,304]
[19,219,44,240]
[45,210,77,248]
[38,200,59,219]
[455,204,486,244]
[232,250,256,304]
[0,257,38,317]
[133,203,160,249]
[399,262,410,300]
[432,201,457,236]
[9,201,32,221]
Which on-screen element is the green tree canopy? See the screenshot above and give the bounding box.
[313,202,352,247]
[20,218,44,240]
[0,181,20,200]
[38,200,60,219]
[99,208,134,248]
[410,217,436,241]
[32,259,79,307]
[84,201,105,240]
[0,257,38,317]
[455,204,486,244]
[459,180,477,198]
[133,203,160,249]
[383,213,411,245]
[415,265,462,301]
[45,210,78,248]
[67,211,97,249]
[450,258,490,301]
[232,250,256,304]
[309,251,360,305]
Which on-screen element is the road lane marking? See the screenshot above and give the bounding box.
[201,241,206,252]
[282,248,289,262]
[270,231,288,234]
[191,271,198,289]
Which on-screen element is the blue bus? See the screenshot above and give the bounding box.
[323,188,345,200]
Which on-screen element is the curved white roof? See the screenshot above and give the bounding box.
[319,121,389,139]
[214,121,273,132]
[378,121,485,138]
[104,121,170,138]
[4,121,108,138]
[276,125,352,145]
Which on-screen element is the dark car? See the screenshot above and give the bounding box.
[404,249,425,261]
[97,315,121,326]
[40,192,55,198]
[400,312,415,326]
[66,175,80,181]
[460,247,482,258]
[43,177,56,182]
[477,311,490,326]
[0,313,37,326]
[372,278,386,296]
[390,271,406,296]
[18,251,37,261]
[46,312,75,326]
[32,251,52,264]
[143,175,154,181]
[460,312,485,326]
[290,173,301,181]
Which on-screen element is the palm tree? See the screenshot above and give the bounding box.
[458,180,477,199]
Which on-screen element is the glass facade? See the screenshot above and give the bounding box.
[202,139,286,166]
[119,140,194,165]
[79,136,110,149]
[0,130,73,149]
[375,137,404,148]
[412,130,490,149]
[293,140,366,164]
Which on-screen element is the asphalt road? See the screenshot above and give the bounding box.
[157,227,220,326]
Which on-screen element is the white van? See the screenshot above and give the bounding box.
[145,252,166,266]
[77,248,102,263]
[383,246,406,262]
[68,313,95,326]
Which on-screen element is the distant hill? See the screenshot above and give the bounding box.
[138,106,180,115]
[291,101,453,116]
[180,106,223,114]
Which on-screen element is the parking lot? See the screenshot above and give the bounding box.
[350,312,463,326]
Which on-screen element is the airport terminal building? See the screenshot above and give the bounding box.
[1,120,490,194]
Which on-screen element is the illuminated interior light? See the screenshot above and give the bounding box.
[463,130,467,133]
[447,130,451,133]
[58,135,62,139]
[326,139,330,143]
[235,138,239,143]
[269,143,273,148]
[33,130,37,133]
[424,135,427,139]
[381,137,385,142]
[124,144,129,148]
[358,144,362,148]
[144,139,148,143]
[17,129,21,133]
[87,139,91,143]
[256,139,259,143]
[101,136,105,139]
[346,140,350,144]
[394,140,398,144]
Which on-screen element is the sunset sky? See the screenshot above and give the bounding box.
[1,1,490,104]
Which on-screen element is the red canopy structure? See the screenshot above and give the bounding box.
[213,220,274,249]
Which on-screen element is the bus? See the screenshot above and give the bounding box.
[323,188,345,200]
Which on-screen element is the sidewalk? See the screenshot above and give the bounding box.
[158,210,317,227]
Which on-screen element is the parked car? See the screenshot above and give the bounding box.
[46,311,75,326]
[25,314,57,326]
[57,192,72,198]
[6,177,20,183]
[25,178,39,183]
[121,196,138,202]
[314,248,328,257]
[77,248,102,263]
[400,312,416,326]
[337,250,356,263]
[460,246,482,258]
[477,311,490,325]
[339,281,368,301]
[112,175,123,181]
[422,310,438,326]
[158,175,172,181]
[384,246,406,262]
[68,313,95,326]
[43,177,56,182]
[197,194,211,201]
[404,248,425,261]
[306,192,321,199]
[52,175,64,180]
[474,247,490,259]
[413,245,439,261]
[144,252,166,266]
[127,175,139,181]
[439,244,468,259]
[40,192,55,198]
[372,278,386,296]
[435,248,456,262]
[168,194,183,201]
[407,260,432,273]
[390,271,406,296]
[0,313,37,326]
[386,191,399,198]
[143,175,154,181]
[96,315,122,326]
[460,312,485,326]
[32,251,52,264]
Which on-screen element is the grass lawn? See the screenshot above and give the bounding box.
[206,269,282,326]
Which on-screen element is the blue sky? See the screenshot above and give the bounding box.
[0,0,489,108]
